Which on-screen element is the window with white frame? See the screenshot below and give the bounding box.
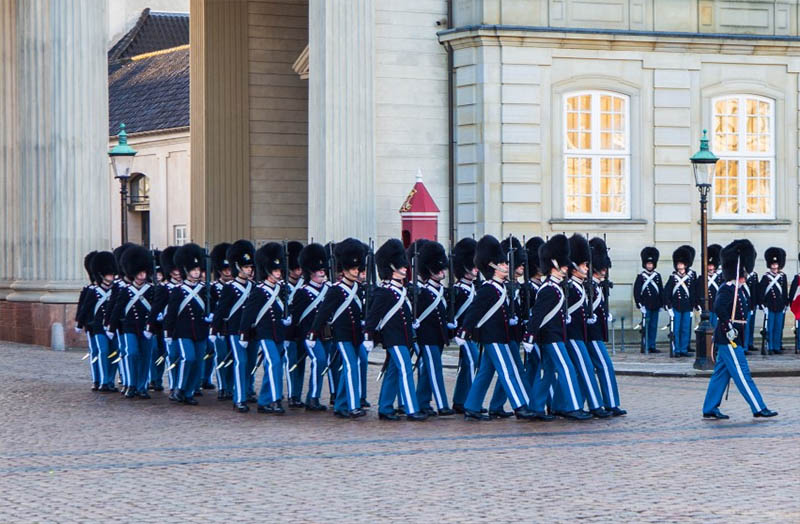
[563,91,630,218]
[173,225,187,246]
[711,95,775,219]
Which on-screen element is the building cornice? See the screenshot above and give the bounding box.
[437,25,800,55]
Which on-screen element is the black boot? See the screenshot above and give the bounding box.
[609,407,627,417]
[406,412,428,421]
[590,408,611,418]
[379,412,400,421]
[234,402,249,413]
[464,409,490,421]
[452,403,465,414]
[514,407,536,420]
[289,398,305,408]
[489,409,513,419]
[754,408,778,418]
[271,401,285,414]
[305,398,327,411]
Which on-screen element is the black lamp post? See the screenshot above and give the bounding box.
[691,130,719,370]
[108,123,137,244]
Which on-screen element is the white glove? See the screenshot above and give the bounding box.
[74,326,82,334]
[305,338,315,352]
[204,314,214,323]
[446,322,457,330]
[281,316,292,326]
[587,315,597,325]
[142,330,153,340]
[105,330,115,340]
[164,337,173,346]
[412,320,420,330]
[361,320,366,327]
[156,312,164,322]
[208,334,217,344]
[565,315,572,325]
[695,306,702,314]
[509,316,519,327]
[239,338,249,349]
[522,341,534,353]
[607,313,613,323]
[640,306,647,315]
[667,309,674,319]
[454,336,466,348]
[363,340,374,353]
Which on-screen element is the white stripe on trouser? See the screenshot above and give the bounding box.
[178,339,187,391]
[493,343,522,408]
[87,333,97,383]
[569,339,600,409]
[551,343,579,411]
[214,340,223,391]
[165,343,173,390]
[308,342,319,398]
[121,333,131,386]
[591,341,616,407]
[728,345,762,411]
[424,345,444,409]
[117,332,127,385]
[230,336,243,402]
[392,346,416,414]
[284,351,292,398]
[93,335,106,385]
[503,344,530,405]
[261,340,276,402]
[464,344,476,381]
[357,346,364,400]
[339,342,357,410]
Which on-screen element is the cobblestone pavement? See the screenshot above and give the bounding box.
[1,342,798,523]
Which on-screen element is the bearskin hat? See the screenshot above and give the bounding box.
[475,235,505,279]
[707,244,722,268]
[524,237,544,275]
[764,247,785,269]
[589,237,611,271]
[679,244,696,268]
[160,246,179,277]
[174,243,205,276]
[539,234,570,273]
[452,238,477,279]
[256,242,283,281]
[227,239,255,272]
[90,251,117,282]
[721,240,756,281]
[210,243,232,276]
[287,241,303,271]
[120,245,153,280]
[335,238,366,271]
[418,241,448,280]
[501,236,527,269]
[672,246,694,269]
[640,246,659,268]
[299,243,328,277]
[113,243,135,276]
[376,238,408,280]
[84,251,97,282]
[568,234,591,268]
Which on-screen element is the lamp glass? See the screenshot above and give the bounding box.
[111,155,134,180]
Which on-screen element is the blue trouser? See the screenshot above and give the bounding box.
[166,338,180,390]
[117,331,128,387]
[587,339,621,409]
[673,311,692,355]
[489,341,529,412]
[416,344,449,411]
[256,338,283,406]
[709,312,718,328]
[703,343,766,414]
[245,338,258,397]
[566,339,604,411]
[530,341,583,414]
[149,335,166,387]
[304,339,328,401]
[229,335,252,404]
[176,338,205,398]
[87,333,100,385]
[213,336,234,394]
[325,340,339,399]
[284,341,304,401]
[465,342,529,412]
[745,310,756,349]
[123,333,153,393]
[202,342,215,386]
[334,341,360,412]
[452,340,479,407]
[107,335,119,385]
[645,309,659,349]
[358,343,368,403]
[522,343,542,394]
[767,310,785,351]
[378,345,419,415]
[91,333,114,387]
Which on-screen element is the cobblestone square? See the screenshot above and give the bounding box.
[1,342,798,523]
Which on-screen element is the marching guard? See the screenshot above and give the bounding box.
[146,250,167,392]
[706,244,723,326]
[148,246,181,397]
[76,251,98,389]
[106,243,135,393]
[521,237,545,385]
[634,247,663,354]
[760,247,788,354]
[283,241,305,407]
[743,265,760,353]
[450,237,479,413]
[209,243,234,400]
[664,246,697,357]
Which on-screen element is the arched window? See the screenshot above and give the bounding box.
[563,91,630,218]
[129,173,150,211]
[711,95,775,219]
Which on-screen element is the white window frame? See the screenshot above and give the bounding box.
[173,225,187,246]
[710,94,775,220]
[562,90,631,219]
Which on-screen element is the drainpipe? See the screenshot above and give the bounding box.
[446,0,456,248]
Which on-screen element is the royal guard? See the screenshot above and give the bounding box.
[148,246,181,397]
[450,237,479,414]
[106,242,135,393]
[788,251,800,353]
[759,247,788,354]
[664,246,697,357]
[283,241,305,406]
[706,244,724,326]
[209,242,233,400]
[146,249,167,392]
[633,247,664,354]
[521,237,545,384]
[76,251,98,389]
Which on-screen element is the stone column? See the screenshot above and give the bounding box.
[308,0,375,242]
[0,0,18,299]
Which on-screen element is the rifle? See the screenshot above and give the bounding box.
[204,241,211,317]
[508,234,516,319]
[522,235,530,321]
[411,240,422,370]
[322,241,340,376]
[448,241,456,325]
[281,239,289,319]
[668,313,675,358]
[639,310,647,354]
[760,310,768,356]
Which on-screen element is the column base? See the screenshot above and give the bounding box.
[0,280,87,347]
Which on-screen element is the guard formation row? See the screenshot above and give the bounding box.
[75,235,777,422]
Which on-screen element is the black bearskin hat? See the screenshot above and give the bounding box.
[722,240,756,281]
[475,235,505,279]
[589,237,610,271]
[120,245,153,280]
[452,238,477,279]
[90,251,117,282]
[287,241,303,271]
[210,243,232,276]
[376,238,408,280]
[501,236,527,269]
[640,247,659,268]
[335,238,366,271]
[707,244,722,268]
[160,246,179,277]
[227,240,255,272]
[764,247,785,269]
[299,243,328,277]
[568,234,591,268]
[679,245,696,268]
[419,241,448,280]
[256,242,283,281]
[525,237,544,275]
[174,243,205,276]
[113,243,135,276]
[84,251,97,282]
[539,234,570,273]
[672,246,694,270]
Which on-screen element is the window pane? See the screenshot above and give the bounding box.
[566,96,577,111]
[580,95,591,110]
[567,132,577,149]
[580,133,591,149]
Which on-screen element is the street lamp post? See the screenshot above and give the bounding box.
[108,123,137,244]
[691,129,719,370]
